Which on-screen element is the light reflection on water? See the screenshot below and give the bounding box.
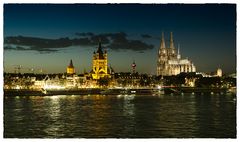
[43,96,62,137]
[4,93,236,138]
[123,95,135,116]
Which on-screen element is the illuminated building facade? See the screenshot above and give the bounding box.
[157,32,196,76]
[91,40,110,79]
[216,68,222,77]
[67,59,75,74]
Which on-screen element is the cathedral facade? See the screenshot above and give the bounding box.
[157,32,196,76]
[91,40,110,80]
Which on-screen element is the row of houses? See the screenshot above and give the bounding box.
[4,72,156,90]
[4,71,236,90]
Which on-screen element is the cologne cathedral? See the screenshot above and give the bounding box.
[157,32,196,76]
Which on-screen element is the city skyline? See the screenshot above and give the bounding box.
[4,4,236,74]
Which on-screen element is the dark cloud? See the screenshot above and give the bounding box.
[104,32,154,51]
[5,36,73,49]
[4,36,94,53]
[30,46,58,53]
[107,39,154,52]
[4,44,58,54]
[71,38,93,46]
[4,32,154,53]
[4,45,30,51]
[75,32,94,37]
[90,35,110,44]
[141,34,152,38]
[4,45,15,50]
[16,46,29,50]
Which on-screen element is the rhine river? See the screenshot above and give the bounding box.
[4,93,236,138]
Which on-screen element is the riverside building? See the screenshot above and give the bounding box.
[91,40,110,80]
[67,59,75,75]
[157,32,196,76]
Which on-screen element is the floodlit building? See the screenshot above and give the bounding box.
[91,40,110,80]
[216,68,222,77]
[67,59,75,75]
[157,32,196,76]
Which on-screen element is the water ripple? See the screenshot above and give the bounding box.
[4,93,236,138]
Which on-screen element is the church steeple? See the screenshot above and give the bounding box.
[170,32,175,49]
[96,38,104,59]
[97,38,103,53]
[67,59,75,74]
[159,32,166,56]
[68,59,74,68]
[169,32,177,57]
[160,32,166,49]
[177,44,181,60]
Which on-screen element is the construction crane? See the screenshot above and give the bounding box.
[25,67,44,74]
[13,65,22,74]
[12,65,46,74]
[30,68,45,74]
[26,68,35,74]
[36,68,44,74]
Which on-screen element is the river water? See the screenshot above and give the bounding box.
[4,93,236,138]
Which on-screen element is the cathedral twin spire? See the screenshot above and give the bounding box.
[157,32,196,76]
[159,32,179,57]
[159,32,175,49]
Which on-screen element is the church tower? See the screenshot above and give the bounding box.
[92,39,110,80]
[168,32,177,60]
[157,32,167,76]
[67,59,75,75]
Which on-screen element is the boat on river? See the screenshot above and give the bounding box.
[100,88,164,95]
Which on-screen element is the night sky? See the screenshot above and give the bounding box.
[4,4,236,74]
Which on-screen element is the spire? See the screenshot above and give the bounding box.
[170,32,175,49]
[159,32,166,56]
[97,38,103,53]
[68,59,74,68]
[96,38,104,59]
[160,32,166,49]
[177,44,181,59]
[178,44,180,55]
